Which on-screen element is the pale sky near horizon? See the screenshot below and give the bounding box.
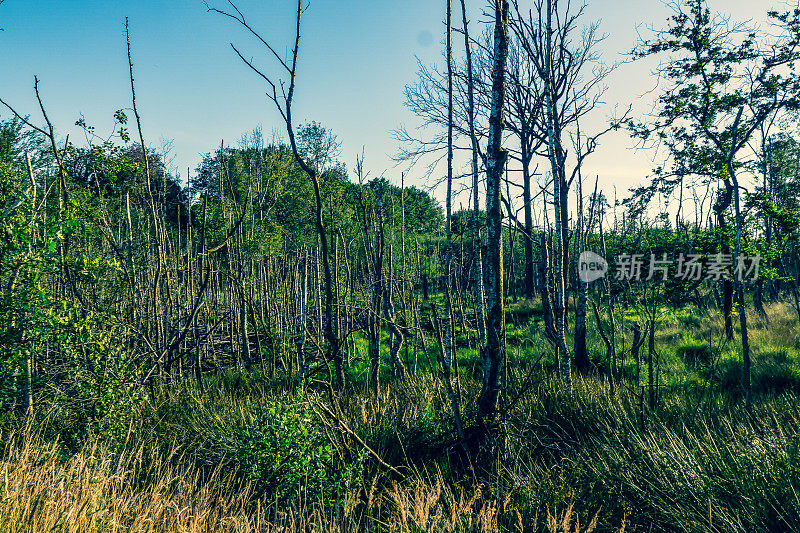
[0,0,787,215]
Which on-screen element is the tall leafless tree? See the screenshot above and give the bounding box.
[478,0,510,426]
[208,0,345,388]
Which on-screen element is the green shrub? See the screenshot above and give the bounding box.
[675,309,703,329]
[195,396,355,503]
[43,305,144,450]
[677,339,713,367]
[715,350,800,396]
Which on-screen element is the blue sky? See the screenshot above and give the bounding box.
[0,0,778,206]
[0,1,445,179]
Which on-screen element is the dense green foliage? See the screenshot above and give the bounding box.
[5,0,800,530]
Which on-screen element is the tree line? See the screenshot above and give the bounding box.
[2,0,800,444]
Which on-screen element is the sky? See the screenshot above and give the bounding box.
[0,0,783,211]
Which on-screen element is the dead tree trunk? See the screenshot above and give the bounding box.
[459,0,485,345]
[369,182,385,393]
[477,0,510,425]
[573,147,589,372]
[545,0,571,390]
[539,232,556,340]
[442,0,456,390]
[296,248,308,385]
[384,244,406,380]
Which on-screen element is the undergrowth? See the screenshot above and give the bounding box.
[3,302,800,532]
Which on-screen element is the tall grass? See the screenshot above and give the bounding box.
[4,369,798,531]
[0,420,263,532]
[4,302,800,531]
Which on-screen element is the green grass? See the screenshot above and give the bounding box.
[5,300,800,531]
[676,338,714,367]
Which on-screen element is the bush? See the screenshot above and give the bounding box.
[677,339,713,367]
[192,395,355,503]
[0,296,143,450]
[714,350,800,396]
[675,309,703,329]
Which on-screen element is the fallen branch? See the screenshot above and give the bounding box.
[307,394,403,477]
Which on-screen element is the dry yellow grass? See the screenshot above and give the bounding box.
[0,419,609,532]
[0,423,261,532]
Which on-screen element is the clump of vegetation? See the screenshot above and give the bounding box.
[192,396,355,502]
[4,371,800,531]
[676,339,713,367]
[4,0,800,530]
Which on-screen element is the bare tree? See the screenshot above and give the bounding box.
[208,0,345,388]
[459,0,486,346]
[512,0,619,381]
[442,0,457,405]
[370,178,384,393]
[478,0,510,426]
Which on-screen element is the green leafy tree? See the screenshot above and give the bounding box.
[630,0,800,408]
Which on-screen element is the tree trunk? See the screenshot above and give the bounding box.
[648,305,656,410]
[296,248,308,385]
[723,279,734,340]
[522,140,535,299]
[442,0,456,389]
[477,0,509,425]
[545,0,571,390]
[384,244,406,380]
[460,0,486,345]
[369,183,384,394]
[539,232,555,340]
[573,150,589,372]
[715,185,735,341]
[755,133,770,319]
[729,163,752,411]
